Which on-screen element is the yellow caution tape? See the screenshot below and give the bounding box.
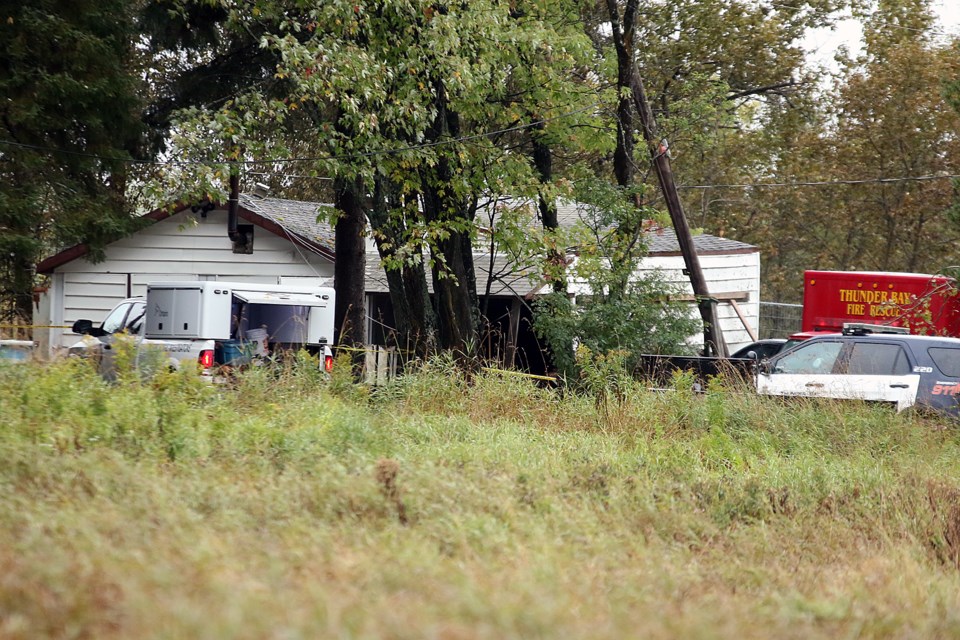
[334,345,417,356]
[0,324,72,329]
[481,367,558,383]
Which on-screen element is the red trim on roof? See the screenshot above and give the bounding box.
[36,243,91,273]
[36,202,193,274]
[36,201,335,273]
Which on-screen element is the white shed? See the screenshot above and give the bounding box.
[364,230,760,364]
[35,195,335,356]
[627,232,761,351]
[551,198,761,352]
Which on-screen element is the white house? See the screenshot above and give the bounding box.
[35,195,761,362]
[34,195,335,356]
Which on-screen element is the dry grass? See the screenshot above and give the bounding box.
[1,357,960,638]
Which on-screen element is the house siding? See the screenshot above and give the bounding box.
[567,251,761,352]
[640,252,762,351]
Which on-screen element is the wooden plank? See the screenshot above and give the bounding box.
[504,297,522,367]
[63,272,127,287]
[728,299,758,341]
[101,246,300,263]
[671,291,750,302]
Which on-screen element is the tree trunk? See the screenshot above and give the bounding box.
[333,177,367,350]
[368,181,437,357]
[421,77,478,355]
[9,245,36,333]
[532,123,566,293]
[606,0,639,193]
[531,121,573,372]
[423,185,476,355]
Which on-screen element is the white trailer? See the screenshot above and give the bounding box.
[145,281,335,348]
[70,281,336,378]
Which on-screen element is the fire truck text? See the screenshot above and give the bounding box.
[839,288,912,318]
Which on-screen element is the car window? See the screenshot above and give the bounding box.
[773,340,843,374]
[732,341,782,359]
[928,347,960,377]
[100,302,133,334]
[125,301,146,334]
[757,343,786,359]
[846,342,911,375]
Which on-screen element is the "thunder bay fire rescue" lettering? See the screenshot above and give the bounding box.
[838,288,913,317]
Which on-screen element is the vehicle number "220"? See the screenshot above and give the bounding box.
[913,366,934,373]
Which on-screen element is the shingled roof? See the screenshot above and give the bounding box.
[38,194,755,276]
[239,195,336,250]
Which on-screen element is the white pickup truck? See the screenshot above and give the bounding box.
[70,281,336,379]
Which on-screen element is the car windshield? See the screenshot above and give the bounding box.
[782,338,804,352]
[100,302,133,334]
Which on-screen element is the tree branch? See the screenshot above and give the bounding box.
[726,80,798,101]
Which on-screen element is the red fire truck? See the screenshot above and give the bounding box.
[798,270,960,337]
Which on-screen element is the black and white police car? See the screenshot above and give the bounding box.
[756,323,960,416]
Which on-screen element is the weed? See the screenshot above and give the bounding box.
[925,480,960,570]
[375,458,408,525]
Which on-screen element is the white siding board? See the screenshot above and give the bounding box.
[58,260,331,277]
[99,246,305,263]
[119,238,229,251]
[105,222,227,247]
[62,274,128,294]
[281,276,335,287]
[63,272,128,284]
[66,294,130,313]
[57,210,332,276]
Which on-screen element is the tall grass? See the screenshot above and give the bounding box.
[2,355,960,638]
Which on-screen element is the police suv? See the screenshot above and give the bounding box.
[756,324,960,416]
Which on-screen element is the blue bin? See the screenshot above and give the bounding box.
[216,340,253,366]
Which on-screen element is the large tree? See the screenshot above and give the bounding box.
[0,0,147,326]
[189,0,601,356]
[708,0,960,302]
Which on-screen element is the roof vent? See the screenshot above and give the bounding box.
[252,183,271,199]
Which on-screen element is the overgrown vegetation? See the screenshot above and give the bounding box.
[533,182,700,378]
[3,356,960,638]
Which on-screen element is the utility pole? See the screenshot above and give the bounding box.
[629,64,728,357]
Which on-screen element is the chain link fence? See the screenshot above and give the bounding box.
[759,302,802,339]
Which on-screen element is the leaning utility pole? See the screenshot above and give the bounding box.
[629,64,728,357]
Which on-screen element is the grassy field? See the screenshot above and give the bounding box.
[2,355,960,639]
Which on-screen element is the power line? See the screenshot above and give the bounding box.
[244,166,960,190]
[680,173,960,190]
[9,129,947,191]
[766,0,959,41]
[247,171,333,181]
